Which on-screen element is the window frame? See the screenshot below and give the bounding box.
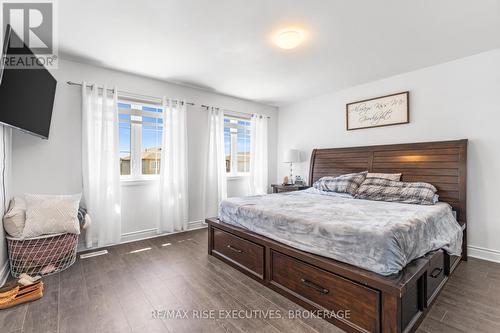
[118,99,164,182]
[224,115,251,178]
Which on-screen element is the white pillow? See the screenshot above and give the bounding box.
[3,196,27,238]
[22,193,81,239]
[367,173,402,181]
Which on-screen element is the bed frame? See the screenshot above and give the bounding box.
[207,139,467,333]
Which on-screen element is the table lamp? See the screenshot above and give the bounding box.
[283,149,301,184]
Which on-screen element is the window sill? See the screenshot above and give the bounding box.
[227,174,250,181]
[120,177,160,186]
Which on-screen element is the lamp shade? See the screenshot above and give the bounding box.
[283,149,301,163]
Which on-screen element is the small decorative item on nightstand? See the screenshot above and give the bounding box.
[294,175,305,186]
[271,184,310,193]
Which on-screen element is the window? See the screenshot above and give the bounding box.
[118,101,163,179]
[224,116,251,176]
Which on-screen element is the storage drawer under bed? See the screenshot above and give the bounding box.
[270,250,380,333]
[211,228,265,279]
[426,250,446,306]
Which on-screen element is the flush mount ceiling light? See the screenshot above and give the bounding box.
[273,28,306,50]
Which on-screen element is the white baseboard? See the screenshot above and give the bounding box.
[468,245,500,264]
[187,219,206,230]
[120,228,158,243]
[0,260,9,287]
[78,219,207,252]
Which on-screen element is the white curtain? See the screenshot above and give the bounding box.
[204,107,227,217]
[158,99,189,233]
[81,82,122,247]
[250,114,269,195]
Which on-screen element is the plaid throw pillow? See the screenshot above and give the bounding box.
[355,178,437,205]
[313,171,368,196]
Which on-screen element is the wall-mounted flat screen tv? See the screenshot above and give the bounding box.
[0,24,57,139]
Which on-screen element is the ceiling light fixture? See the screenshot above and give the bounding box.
[273,27,306,50]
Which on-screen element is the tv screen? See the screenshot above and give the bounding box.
[0,25,57,139]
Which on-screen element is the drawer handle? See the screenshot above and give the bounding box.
[430,267,443,278]
[227,244,243,253]
[300,278,329,294]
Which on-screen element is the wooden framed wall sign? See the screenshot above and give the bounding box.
[346,91,409,130]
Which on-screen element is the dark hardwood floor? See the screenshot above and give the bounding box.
[1,228,500,333]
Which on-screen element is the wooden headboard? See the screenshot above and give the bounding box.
[309,139,468,225]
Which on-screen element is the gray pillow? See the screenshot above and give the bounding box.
[313,171,368,196]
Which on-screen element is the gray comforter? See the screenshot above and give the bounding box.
[218,190,462,276]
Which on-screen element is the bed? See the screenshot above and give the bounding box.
[219,189,462,276]
[207,139,467,333]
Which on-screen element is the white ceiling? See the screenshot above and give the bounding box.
[59,0,500,106]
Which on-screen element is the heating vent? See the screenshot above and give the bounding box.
[80,250,108,259]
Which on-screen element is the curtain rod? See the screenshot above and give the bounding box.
[66,81,196,106]
[201,104,271,119]
[67,81,270,118]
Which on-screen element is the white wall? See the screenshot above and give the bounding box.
[0,126,12,285]
[11,59,278,244]
[278,48,500,261]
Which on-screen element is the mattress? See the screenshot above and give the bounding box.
[218,189,463,276]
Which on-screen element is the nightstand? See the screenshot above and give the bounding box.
[271,184,310,193]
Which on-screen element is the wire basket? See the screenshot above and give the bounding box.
[6,233,78,278]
